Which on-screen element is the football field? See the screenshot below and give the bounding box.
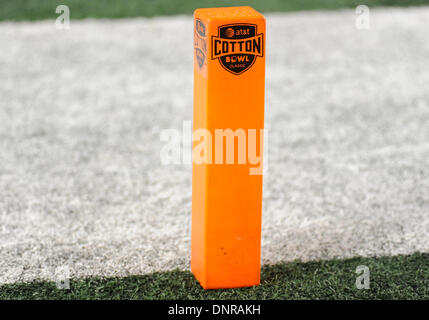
[0,7,428,299]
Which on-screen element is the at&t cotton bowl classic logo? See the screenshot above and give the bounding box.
[194,19,207,69]
[211,23,264,75]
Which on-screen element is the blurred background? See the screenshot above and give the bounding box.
[1,0,429,20]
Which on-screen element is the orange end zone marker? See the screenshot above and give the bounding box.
[192,6,266,289]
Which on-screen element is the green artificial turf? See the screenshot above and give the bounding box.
[1,253,427,300]
[0,0,429,21]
